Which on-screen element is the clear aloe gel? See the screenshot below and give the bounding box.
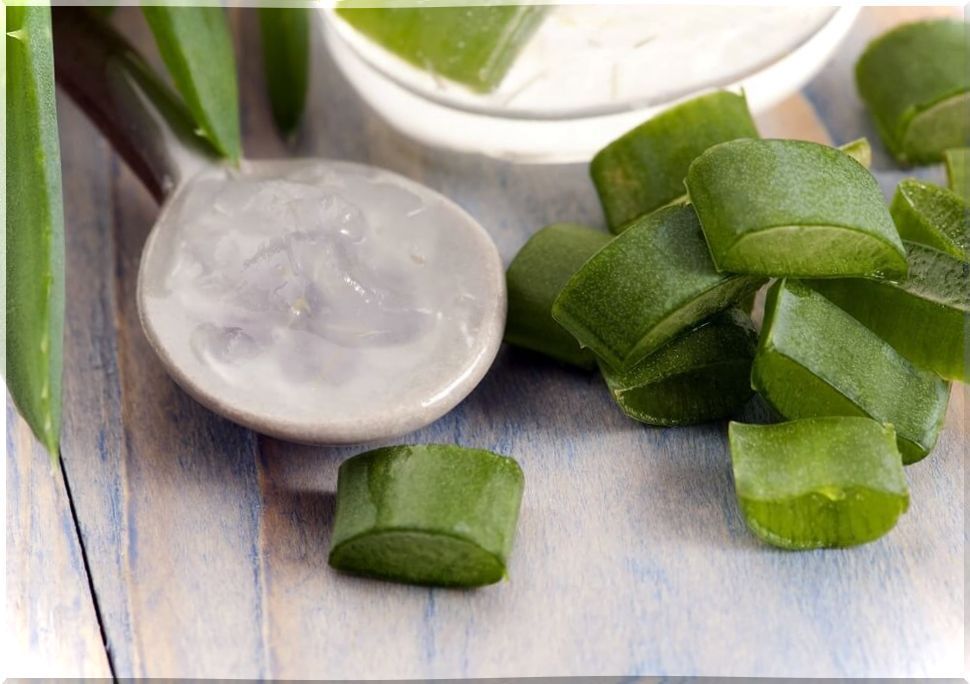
[890,179,970,261]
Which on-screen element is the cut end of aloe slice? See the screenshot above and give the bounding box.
[900,90,970,165]
[945,148,970,202]
[891,179,970,261]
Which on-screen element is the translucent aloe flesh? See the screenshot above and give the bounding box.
[601,309,757,426]
[686,139,906,278]
[945,148,970,202]
[590,90,759,232]
[336,5,547,93]
[505,223,611,369]
[328,444,523,587]
[729,418,909,549]
[752,280,950,464]
[807,243,969,383]
[839,137,872,168]
[890,179,970,261]
[855,19,970,164]
[552,204,766,370]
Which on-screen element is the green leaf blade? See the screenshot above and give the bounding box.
[258,7,310,138]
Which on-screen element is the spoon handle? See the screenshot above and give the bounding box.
[52,8,218,202]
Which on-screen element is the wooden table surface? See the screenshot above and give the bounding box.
[7,6,966,679]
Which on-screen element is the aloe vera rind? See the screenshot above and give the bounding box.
[552,204,766,370]
[839,137,872,168]
[686,139,907,279]
[856,19,970,164]
[602,309,757,426]
[336,6,547,93]
[807,243,970,383]
[752,279,950,464]
[590,91,758,232]
[505,223,611,369]
[945,148,970,202]
[890,179,970,261]
[729,418,909,550]
[328,444,524,587]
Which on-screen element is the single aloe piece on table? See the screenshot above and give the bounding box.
[6,5,65,457]
[258,7,309,138]
[329,444,524,587]
[552,204,765,371]
[601,309,757,426]
[890,179,969,260]
[505,223,611,369]
[336,5,547,93]
[856,19,970,165]
[945,148,970,202]
[143,5,241,162]
[590,90,759,232]
[752,279,950,464]
[730,418,909,550]
[686,139,906,279]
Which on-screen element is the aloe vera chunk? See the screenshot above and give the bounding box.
[590,91,758,232]
[729,418,909,549]
[686,139,906,278]
[945,148,970,202]
[505,223,610,368]
[552,204,765,370]
[752,279,950,464]
[336,6,547,93]
[839,137,872,168]
[856,19,970,165]
[601,309,757,426]
[890,179,970,261]
[328,444,524,587]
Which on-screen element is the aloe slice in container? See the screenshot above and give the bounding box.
[686,139,907,279]
[752,279,950,464]
[589,90,758,233]
[552,204,765,370]
[328,444,524,587]
[335,5,547,93]
[856,19,970,165]
[890,179,970,260]
[505,223,611,369]
[601,309,757,426]
[945,148,970,202]
[807,243,969,382]
[729,418,909,550]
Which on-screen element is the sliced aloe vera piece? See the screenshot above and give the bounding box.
[890,179,970,260]
[729,418,909,550]
[601,309,757,426]
[328,444,524,587]
[856,19,970,165]
[945,148,970,202]
[552,204,765,370]
[590,90,758,232]
[839,137,872,168]
[505,223,610,369]
[807,243,969,382]
[753,279,950,464]
[686,139,906,278]
[336,5,547,93]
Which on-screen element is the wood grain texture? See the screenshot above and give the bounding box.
[7,6,965,679]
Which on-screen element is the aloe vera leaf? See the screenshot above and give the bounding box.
[945,148,970,202]
[729,418,909,550]
[6,5,65,457]
[686,139,907,279]
[329,444,524,587]
[590,90,759,233]
[855,19,970,165]
[807,243,969,383]
[839,137,872,168]
[258,7,309,138]
[505,223,610,369]
[891,179,970,260]
[336,5,547,93]
[601,309,757,426]
[552,204,766,370]
[752,279,950,464]
[142,5,241,162]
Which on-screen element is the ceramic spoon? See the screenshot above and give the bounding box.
[53,9,506,445]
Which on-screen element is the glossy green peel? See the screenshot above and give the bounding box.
[945,148,970,202]
[601,309,757,426]
[505,223,611,368]
[552,204,765,370]
[890,179,970,261]
[752,280,950,464]
[686,139,906,278]
[729,418,909,550]
[590,90,758,232]
[856,19,970,164]
[328,444,524,587]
